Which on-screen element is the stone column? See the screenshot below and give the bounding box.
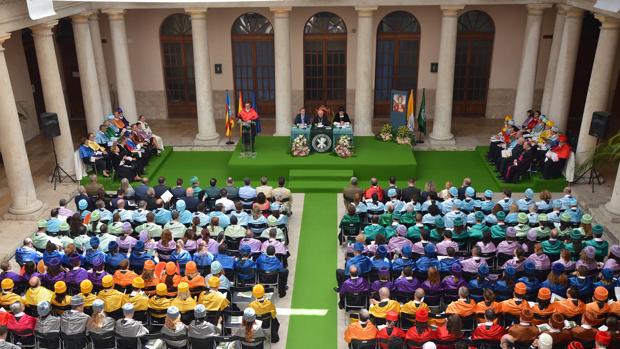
[540,5,566,114]
[72,13,103,134]
[429,5,464,145]
[103,9,137,123]
[88,12,112,115]
[272,7,293,136]
[606,164,620,218]
[0,34,44,219]
[31,21,76,176]
[353,6,377,136]
[513,4,550,123]
[548,6,583,131]
[575,16,620,165]
[187,8,219,144]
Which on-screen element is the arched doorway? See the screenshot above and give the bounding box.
[303,12,347,115]
[453,10,495,117]
[160,13,195,118]
[374,11,421,118]
[231,13,275,118]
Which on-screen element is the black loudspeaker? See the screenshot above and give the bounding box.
[40,112,61,138]
[588,111,610,139]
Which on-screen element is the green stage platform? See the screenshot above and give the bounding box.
[87,138,567,194]
[227,136,417,192]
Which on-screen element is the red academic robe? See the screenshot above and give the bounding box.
[239,108,259,121]
[552,144,571,160]
[377,327,406,349]
[405,327,435,348]
[470,323,506,348]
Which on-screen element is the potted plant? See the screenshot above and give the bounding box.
[335,135,353,158]
[291,135,310,157]
[396,126,412,145]
[575,131,620,180]
[378,124,393,141]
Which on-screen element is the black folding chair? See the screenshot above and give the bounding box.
[350,339,377,349]
[89,331,116,349]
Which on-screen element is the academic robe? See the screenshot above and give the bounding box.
[555,298,585,319]
[344,322,377,344]
[445,299,476,317]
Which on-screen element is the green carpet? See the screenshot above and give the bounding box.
[286,193,337,348]
[79,146,173,189]
[147,150,233,187]
[474,146,567,192]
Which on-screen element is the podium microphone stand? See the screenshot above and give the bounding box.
[240,120,256,158]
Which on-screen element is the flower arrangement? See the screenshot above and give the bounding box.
[335,135,353,158]
[291,135,310,157]
[396,126,412,145]
[379,124,393,141]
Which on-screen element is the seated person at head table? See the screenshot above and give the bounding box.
[294,107,311,126]
[332,106,350,124]
[312,106,331,127]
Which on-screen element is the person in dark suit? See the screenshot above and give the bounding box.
[294,107,311,125]
[133,178,150,201]
[401,178,421,203]
[170,178,186,199]
[457,178,475,200]
[333,106,350,124]
[312,106,330,127]
[223,177,239,201]
[497,137,525,177]
[153,176,170,199]
[74,187,95,211]
[503,142,535,183]
[183,188,200,213]
[382,176,401,202]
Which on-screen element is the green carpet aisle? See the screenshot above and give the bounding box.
[286,193,337,348]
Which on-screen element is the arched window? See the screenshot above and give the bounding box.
[453,10,495,117]
[160,14,196,118]
[374,11,421,118]
[303,12,347,115]
[231,12,275,117]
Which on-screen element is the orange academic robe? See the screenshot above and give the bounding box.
[344,322,378,344]
[555,298,585,319]
[501,298,531,317]
[445,299,477,318]
[474,301,502,322]
[531,303,557,325]
[585,301,610,326]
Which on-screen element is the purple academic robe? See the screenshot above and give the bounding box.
[527,253,551,270]
[441,275,467,291]
[155,240,176,261]
[184,240,198,254]
[421,280,443,294]
[603,259,620,272]
[553,259,576,272]
[261,239,288,255]
[240,238,262,253]
[370,280,394,293]
[0,272,24,286]
[575,259,598,271]
[65,267,88,287]
[42,272,66,289]
[197,238,220,255]
[497,241,527,255]
[502,258,526,272]
[393,277,420,293]
[436,240,460,256]
[387,238,413,254]
[340,277,370,294]
[461,258,488,274]
[476,242,497,255]
[117,236,137,251]
[87,270,109,288]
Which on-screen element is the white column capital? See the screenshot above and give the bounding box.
[0,33,11,48]
[103,9,126,20]
[355,6,378,16]
[440,5,465,16]
[88,11,100,21]
[186,8,208,18]
[595,14,620,29]
[31,20,58,36]
[270,7,292,16]
[563,6,584,18]
[526,4,551,16]
[71,13,91,24]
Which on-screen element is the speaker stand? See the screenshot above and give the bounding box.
[50,140,76,190]
[573,138,603,193]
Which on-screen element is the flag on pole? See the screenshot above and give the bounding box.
[250,91,262,134]
[406,89,415,132]
[417,88,427,135]
[225,90,234,138]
